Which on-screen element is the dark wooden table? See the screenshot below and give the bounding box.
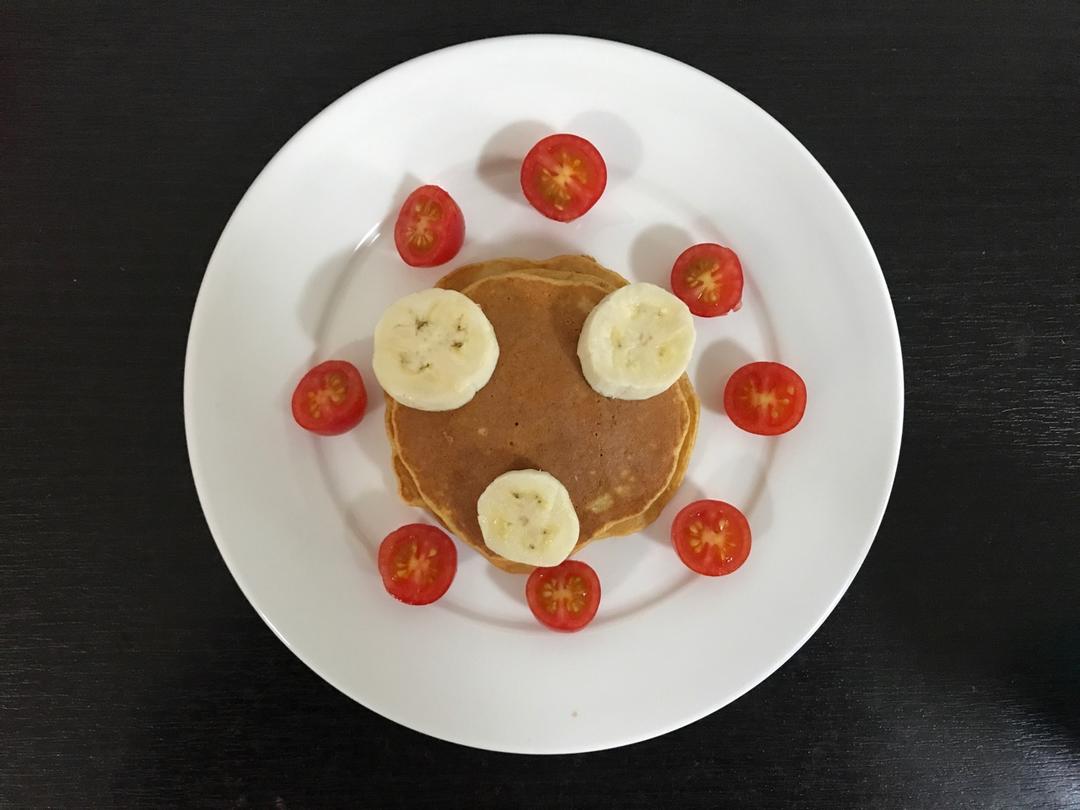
[3,3,1078,807]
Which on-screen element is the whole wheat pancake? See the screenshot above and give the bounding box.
[386,255,699,573]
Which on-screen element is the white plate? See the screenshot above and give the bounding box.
[185,35,902,754]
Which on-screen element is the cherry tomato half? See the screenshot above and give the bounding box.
[393,185,465,267]
[724,361,807,436]
[378,524,458,605]
[520,134,607,222]
[671,500,751,576]
[525,559,601,632]
[290,360,367,435]
[670,243,744,317]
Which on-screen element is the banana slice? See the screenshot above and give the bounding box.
[477,470,580,567]
[577,282,695,400]
[373,288,499,411]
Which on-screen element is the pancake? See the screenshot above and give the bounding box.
[385,255,699,573]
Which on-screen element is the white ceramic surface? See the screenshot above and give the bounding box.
[184,35,903,754]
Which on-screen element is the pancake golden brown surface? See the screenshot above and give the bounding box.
[386,255,699,573]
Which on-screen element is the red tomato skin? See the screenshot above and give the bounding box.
[393,185,465,268]
[525,559,601,632]
[378,524,457,605]
[670,243,744,317]
[290,360,367,436]
[723,362,807,436]
[520,134,607,222]
[671,500,752,576]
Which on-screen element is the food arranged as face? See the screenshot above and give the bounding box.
[385,259,698,588]
[286,129,807,630]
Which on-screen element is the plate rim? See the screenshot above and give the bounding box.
[184,33,904,753]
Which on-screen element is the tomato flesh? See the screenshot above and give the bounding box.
[525,559,601,632]
[378,524,457,605]
[290,360,367,435]
[520,134,607,222]
[670,243,744,317]
[393,185,465,267]
[724,361,807,436]
[671,500,751,576]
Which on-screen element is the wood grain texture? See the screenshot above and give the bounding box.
[2,1,1078,807]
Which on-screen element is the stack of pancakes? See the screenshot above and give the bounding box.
[385,255,700,573]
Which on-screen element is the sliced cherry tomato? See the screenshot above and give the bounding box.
[671,500,751,576]
[393,185,465,267]
[378,524,458,605]
[724,361,807,436]
[520,134,607,222]
[670,243,744,317]
[290,360,367,435]
[525,559,601,632]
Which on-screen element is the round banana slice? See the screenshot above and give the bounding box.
[577,282,696,400]
[477,470,580,567]
[373,288,499,411]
